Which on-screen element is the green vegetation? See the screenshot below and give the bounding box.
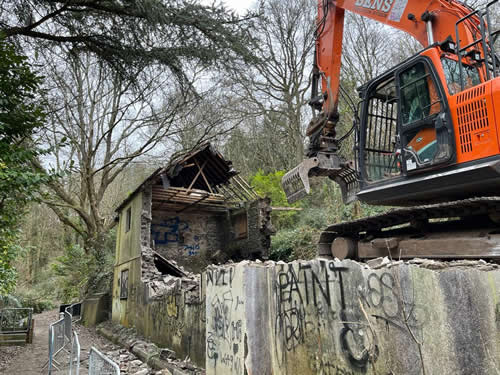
[0,40,50,295]
[249,170,388,261]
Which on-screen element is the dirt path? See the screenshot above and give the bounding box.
[0,309,153,375]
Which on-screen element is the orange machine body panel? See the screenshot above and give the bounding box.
[449,80,500,163]
[419,47,500,165]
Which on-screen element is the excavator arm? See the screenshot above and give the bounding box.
[282,0,486,203]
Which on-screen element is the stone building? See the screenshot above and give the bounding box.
[111,143,274,366]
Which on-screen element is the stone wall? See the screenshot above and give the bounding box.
[226,198,274,260]
[151,210,226,273]
[205,258,500,375]
[151,198,273,272]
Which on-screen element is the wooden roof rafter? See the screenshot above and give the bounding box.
[115,142,261,214]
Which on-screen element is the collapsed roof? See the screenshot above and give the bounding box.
[116,142,259,213]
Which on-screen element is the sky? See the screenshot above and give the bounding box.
[221,0,257,14]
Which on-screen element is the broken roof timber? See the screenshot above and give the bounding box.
[115,142,258,213]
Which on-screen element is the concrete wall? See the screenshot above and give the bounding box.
[82,292,111,327]
[206,259,500,375]
[112,193,143,328]
[206,263,249,374]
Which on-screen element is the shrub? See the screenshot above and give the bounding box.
[14,289,55,313]
[270,226,318,262]
[52,244,91,303]
[250,170,299,229]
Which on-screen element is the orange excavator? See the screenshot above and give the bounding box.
[282,0,500,260]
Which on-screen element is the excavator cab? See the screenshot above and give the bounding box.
[356,49,456,204]
[282,0,500,207]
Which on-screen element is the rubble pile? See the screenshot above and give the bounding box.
[97,321,205,375]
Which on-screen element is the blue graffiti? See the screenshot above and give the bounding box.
[151,217,189,245]
[184,244,200,256]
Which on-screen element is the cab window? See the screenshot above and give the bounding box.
[441,57,480,95]
[398,60,453,172]
[400,62,441,125]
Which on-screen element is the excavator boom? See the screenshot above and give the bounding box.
[282,0,496,204]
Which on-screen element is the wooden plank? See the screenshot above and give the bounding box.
[358,235,500,259]
[27,319,34,344]
[234,175,257,195]
[152,187,225,199]
[331,237,357,259]
[152,195,225,204]
[152,196,226,205]
[153,205,229,213]
[231,175,255,200]
[187,159,208,192]
[152,191,225,201]
[195,159,214,193]
[0,333,28,346]
[176,194,210,213]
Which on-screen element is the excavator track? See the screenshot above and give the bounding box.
[318,197,500,260]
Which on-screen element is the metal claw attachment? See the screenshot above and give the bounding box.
[281,157,320,204]
[282,153,359,204]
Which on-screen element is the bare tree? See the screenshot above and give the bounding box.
[224,0,316,170]
[34,46,237,257]
[342,14,399,87]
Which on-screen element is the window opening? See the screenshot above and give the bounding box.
[399,61,451,171]
[120,269,129,299]
[400,62,441,126]
[441,57,480,95]
[232,212,248,240]
[125,207,131,233]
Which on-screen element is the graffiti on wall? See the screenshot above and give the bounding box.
[273,261,351,367]
[151,218,201,256]
[206,267,235,287]
[206,266,244,375]
[184,235,200,256]
[149,293,187,339]
[151,217,189,245]
[205,261,433,374]
[273,261,429,370]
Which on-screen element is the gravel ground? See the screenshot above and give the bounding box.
[0,309,164,375]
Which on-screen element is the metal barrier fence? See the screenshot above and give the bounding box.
[0,308,33,345]
[69,331,80,375]
[89,347,120,375]
[64,311,72,343]
[52,315,66,358]
[45,317,64,373]
[43,301,84,374]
